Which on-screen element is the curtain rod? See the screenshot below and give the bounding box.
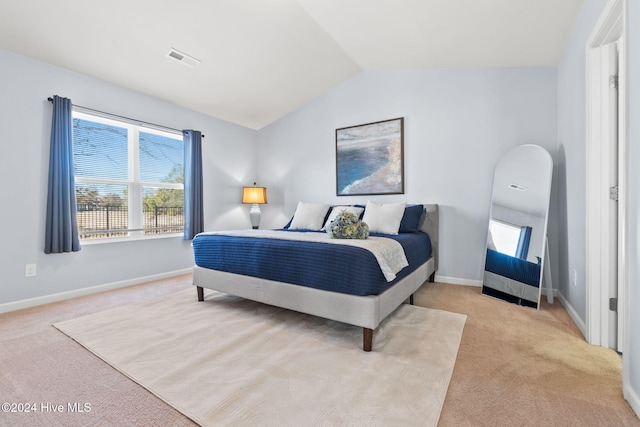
[47,97,204,138]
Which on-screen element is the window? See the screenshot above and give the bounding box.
[488,219,521,256]
[73,111,184,240]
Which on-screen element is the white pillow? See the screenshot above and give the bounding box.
[362,201,406,235]
[288,202,331,230]
[322,206,365,230]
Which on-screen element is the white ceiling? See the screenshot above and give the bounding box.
[0,0,583,130]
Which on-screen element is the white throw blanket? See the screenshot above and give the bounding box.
[200,230,409,282]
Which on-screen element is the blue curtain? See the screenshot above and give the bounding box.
[515,226,532,260]
[44,96,81,253]
[183,130,204,240]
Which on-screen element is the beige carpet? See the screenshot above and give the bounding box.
[53,288,466,427]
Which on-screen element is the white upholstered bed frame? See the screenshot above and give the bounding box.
[193,204,439,351]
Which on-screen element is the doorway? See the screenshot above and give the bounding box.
[585,0,627,354]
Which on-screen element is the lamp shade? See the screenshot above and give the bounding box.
[242,186,267,204]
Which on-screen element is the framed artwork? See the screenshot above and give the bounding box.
[335,117,404,196]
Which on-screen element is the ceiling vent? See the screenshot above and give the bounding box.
[165,48,201,68]
[508,183,528,191]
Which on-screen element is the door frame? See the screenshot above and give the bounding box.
[585,0,628,353]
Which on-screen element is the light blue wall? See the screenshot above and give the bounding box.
[0,49,257,306]
[557,0,639,413]
[256,67,558,285]
[556,0,609,324]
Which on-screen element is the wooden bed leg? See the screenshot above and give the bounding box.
[428,272,436,283]
[363,328,373,352]
[409,294,414,305]
[196,286,204,302]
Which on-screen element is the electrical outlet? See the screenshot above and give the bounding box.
[25,264,37,278]
[571,269,577,287]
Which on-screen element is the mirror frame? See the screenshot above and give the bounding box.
[481,144,553,309]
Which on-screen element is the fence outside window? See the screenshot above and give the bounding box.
[77,205,184,239]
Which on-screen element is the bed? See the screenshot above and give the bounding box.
[482,248,541,306]
[192,202,439,351]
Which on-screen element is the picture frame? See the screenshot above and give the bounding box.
[335,117,404,196]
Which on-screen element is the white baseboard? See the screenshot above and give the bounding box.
[0,268,192,314]
[556,291,587,338]
[624,382,640,420]
[435,275,482,287]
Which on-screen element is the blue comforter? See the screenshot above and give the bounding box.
[193,230,432,296]
[484,248,541,287]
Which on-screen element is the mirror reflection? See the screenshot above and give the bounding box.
[482,145,553,308]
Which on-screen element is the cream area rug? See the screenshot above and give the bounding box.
[54,288,466,427]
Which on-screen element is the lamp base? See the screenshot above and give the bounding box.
[249,204,261,229]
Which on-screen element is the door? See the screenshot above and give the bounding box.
[605,41,620,352]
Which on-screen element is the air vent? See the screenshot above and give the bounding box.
[508,183,528,191]
[165,48,200,68]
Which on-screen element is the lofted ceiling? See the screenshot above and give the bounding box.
[0,0,583,130]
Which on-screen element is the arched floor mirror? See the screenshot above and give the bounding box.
[482,145,553,309]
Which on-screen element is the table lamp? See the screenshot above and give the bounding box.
[242,183,267,229]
